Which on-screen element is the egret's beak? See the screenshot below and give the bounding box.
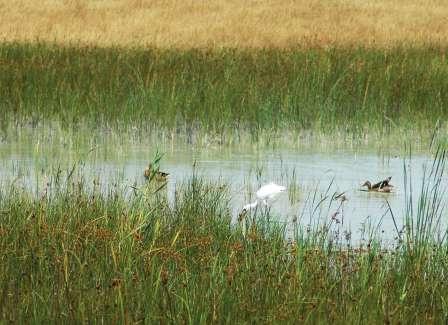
[238,208,248,222]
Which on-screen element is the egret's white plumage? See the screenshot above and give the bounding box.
[256,182,286,201]
[242,182,287,213]
[242,201,258,211]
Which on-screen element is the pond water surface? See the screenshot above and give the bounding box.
[1,130,444,245]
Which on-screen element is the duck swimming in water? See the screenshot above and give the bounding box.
[144,163,169,182]
[361,176,393,192]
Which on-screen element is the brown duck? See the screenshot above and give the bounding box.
[361,176,393,193]
[144,164,169,182]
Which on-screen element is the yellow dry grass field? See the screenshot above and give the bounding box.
[1,0,448,48]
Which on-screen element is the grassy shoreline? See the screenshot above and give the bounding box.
[1,167,448,323]
[1,42,447,145]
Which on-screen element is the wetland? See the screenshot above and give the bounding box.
[1,42,448,323]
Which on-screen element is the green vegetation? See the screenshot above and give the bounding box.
[1,43,447,142]
[2,41,448,322]
[1,150,448,323]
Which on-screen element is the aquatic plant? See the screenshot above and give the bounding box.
[1,156,448,323]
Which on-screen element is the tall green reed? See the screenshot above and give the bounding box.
[1,43,447,140]
[403,146,447,254]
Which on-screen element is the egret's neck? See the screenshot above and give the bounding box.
[243,201,258,211]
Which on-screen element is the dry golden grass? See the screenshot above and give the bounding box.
[1,0,448,48]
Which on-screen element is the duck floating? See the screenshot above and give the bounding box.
[144,164,169,182]
[361,176,393,193]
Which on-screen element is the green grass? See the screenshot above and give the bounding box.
[1,156,448,323]
[2,42,448,322]
[1,42,447,143]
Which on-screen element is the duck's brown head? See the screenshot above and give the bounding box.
[361,181,371,189]
[144,164,153,179]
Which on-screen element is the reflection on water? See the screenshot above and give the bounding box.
[0,134,442,244]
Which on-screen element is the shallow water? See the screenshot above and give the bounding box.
[0,131,443,245]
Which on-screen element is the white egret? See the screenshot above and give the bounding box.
[241,182,287,213]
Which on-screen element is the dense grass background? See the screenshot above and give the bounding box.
[1,43,447,139]
[2,1,448,48]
